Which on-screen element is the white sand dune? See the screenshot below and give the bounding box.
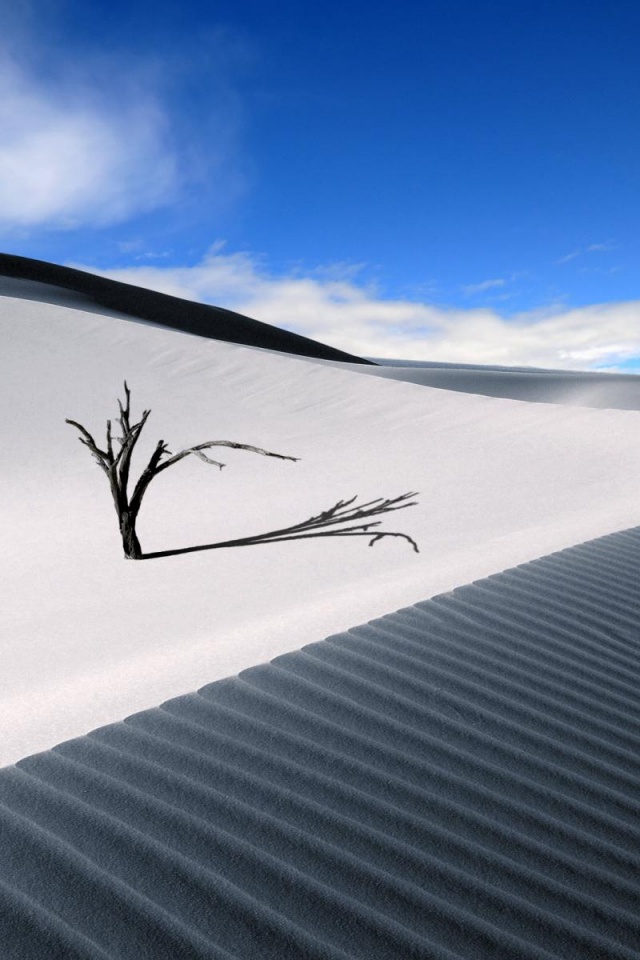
[1,275,640,767]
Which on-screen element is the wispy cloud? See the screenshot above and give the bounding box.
[71,247,640,372]
[585,242,615,253]
[0,10,249,234]
[556,250,581,265]
[0,56,178,231]
[556,240,617,265]
[462,278,506,296]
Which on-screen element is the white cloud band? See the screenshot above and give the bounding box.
[72,247,640,372]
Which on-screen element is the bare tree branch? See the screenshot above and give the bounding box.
[153,440,299,475]
[191,450,226,467]
[116,381,132,437]
[65,420,111,476]
[128,438,171,516]
[66,383,300,558]
[105,420,114,464]
[114,409,151,500]
[65,419,108,460]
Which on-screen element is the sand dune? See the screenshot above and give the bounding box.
[1,524,639,959]
[325,358,640,410]
[2,258,640,958]
[0,252,369,363]
[2,274,640,765]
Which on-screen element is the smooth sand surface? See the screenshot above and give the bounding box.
[2,277,640,766]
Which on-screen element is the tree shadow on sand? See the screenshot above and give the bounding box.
[142,493,419,559]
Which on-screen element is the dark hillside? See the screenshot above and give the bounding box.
[0,252,374,365]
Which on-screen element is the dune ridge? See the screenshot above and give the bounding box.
[1,524,640,958]
[4,252,639,412]
[0,252,371,364]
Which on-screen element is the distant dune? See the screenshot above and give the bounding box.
[4,252,639,412]
[331,358,640,411]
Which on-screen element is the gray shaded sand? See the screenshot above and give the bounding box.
[351,358,640,411]
[1,526,640,958]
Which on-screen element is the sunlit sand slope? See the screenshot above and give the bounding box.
[1,525,639,959]
[1,285,640,766]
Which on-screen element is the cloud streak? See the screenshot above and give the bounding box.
[72,247,640,372]
[556,241,617,265]
[462,278,506,296]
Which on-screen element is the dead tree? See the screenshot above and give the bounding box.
[67,383,419,559]
[66,382,298,559]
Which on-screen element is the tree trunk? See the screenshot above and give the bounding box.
[119,511,142,559]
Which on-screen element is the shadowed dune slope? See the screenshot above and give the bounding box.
[2,525,640,959]
[336,360,640,411]
[0,252,371,364]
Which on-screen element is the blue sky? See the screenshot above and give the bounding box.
[1,0,640,369]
